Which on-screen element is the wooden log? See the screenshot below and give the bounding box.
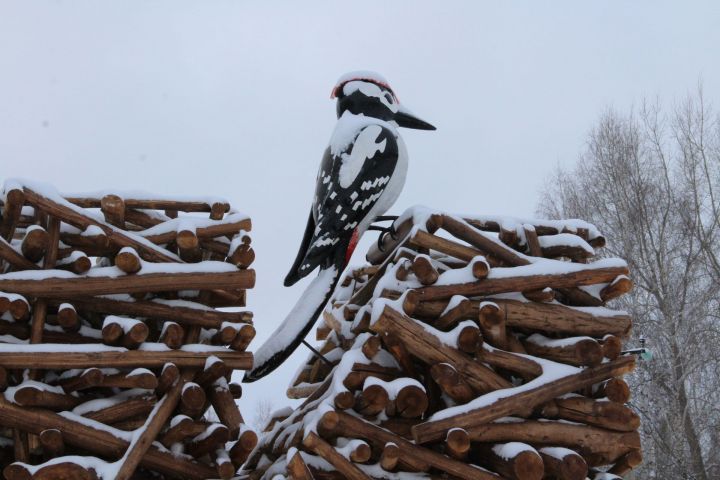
[302,432,371,480]
[156,363,180,396]
[456,324,481,354]
[179,382,206,417]
[0,347,253,370]
[379,442,400,471]
[464,420,641,466]
[477,346,543,380]
[194,358,229,387]
[474,442,544,480]
[445,428,470,460]
[58,367,104,393]
[115,247,142,274]
[440,215,529,266]
[0,366,8,391]
[418,298,632,338]
[607,449,642,476]
[434,297,474,330]
[522,287,554,303]
[24,187,198,263]
[472,257,490,279]
[355,383,389,416]
[229,429,258,468]
[411,355,636,444]
[478,301,507,349]
[12,385,82,410]
[414,264,629,302]
[593,378,630,403]
[0,236,39,271]
[287,451,314,480]
[538,447,588,480]
[523,225,543,257]
[600,275,633,302]
[371,306,510,393]
[102,369,159,390]
[540,396,640,432]
[0,268,255,297]
[394,383,429,418]
[522,334,603,367]
[213,449,236,480]
[5,461,99,480]
[430,363,475,404]
[1,189,25,240]
[84,396,156,424]
[412,255,439,285]
[186,424,230,458]
[361,335,381,360]
[56,303,80,332]
[321,411,501,479]
[47,296,252,329]
[159,416,205,446]
[20,226,49,262]
[409,229,482,262]
[228,244,255,268]
[347,441,372,463]
[9,297,30,322]
[599,334,622,360]
[230,324,256,351]
[101,194,126,227]
[38,428,65,457]
[158,321,184,349]
[209,379,244,439]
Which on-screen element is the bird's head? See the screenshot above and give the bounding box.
[331,71,436,130]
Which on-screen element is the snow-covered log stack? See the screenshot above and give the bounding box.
[0,179,257,479]
[244,208,641,480]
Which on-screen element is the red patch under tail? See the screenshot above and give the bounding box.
[345,228,360,265]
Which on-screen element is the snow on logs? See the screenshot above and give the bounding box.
[255,208,641,479]
[0,179,257,480]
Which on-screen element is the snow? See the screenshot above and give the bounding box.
[492,442,537,460]
[525,333,595,348]
[331,71,393,98]
[60,187,229,206]
[538,233,594,254]
[329,111,396,157]
[429,349,579,422]
[539,446,577,459]
[0,343,125,353]
[338,124,388,188]
[103,315,142,333]
[136,212,250,238]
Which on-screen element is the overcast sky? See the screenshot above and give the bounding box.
[1,1,718,420]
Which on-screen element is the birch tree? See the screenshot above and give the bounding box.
[538,92,720,479]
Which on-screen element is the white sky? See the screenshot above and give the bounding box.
[1,1,718,420]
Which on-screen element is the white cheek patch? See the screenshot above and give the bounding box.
[338,125,387,189]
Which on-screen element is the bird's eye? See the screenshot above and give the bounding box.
[384,93,394,103]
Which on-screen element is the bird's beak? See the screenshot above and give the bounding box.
[393,104,436,130]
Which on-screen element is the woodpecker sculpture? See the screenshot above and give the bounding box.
[244,71,435,382]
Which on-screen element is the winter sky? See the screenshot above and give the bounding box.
[1,1,719,420]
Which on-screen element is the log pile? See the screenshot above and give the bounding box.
[244,208,642,480]
[0,179,257,479]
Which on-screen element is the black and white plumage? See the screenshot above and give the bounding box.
[244,71,435,383]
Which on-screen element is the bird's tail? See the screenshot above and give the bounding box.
[243,256,344,383]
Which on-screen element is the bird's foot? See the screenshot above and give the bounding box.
[367,216,399,252]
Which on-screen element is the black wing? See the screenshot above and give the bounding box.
[284,124,399,285]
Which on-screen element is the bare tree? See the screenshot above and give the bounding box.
[251,398,275,432]
[538,92,720,479]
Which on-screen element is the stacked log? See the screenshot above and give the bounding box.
[245,208,641,480]
[0,179,257,479]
